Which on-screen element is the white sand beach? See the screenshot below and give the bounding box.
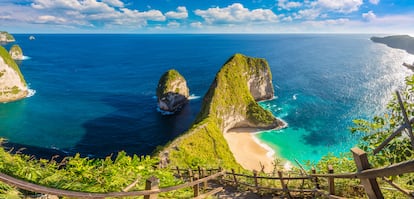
[224,128,277,173]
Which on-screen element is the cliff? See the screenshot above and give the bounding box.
[0,31,15,43]
[161,54,284,169]
[156,69,189,114]
[9,45,24,60]
[0,46,28,102]
[371,35,414,55]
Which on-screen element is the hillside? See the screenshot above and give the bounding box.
[371,35,414,55]
[161,53,285,169]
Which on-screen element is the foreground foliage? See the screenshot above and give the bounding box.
[0,148,191,198]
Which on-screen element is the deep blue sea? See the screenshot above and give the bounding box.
[1,34,413,164]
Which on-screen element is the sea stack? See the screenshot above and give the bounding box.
[0,46,28,102]
[9,45,24,60]
[0,31,15,43]
[156,69,189,114]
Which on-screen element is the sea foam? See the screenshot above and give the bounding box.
[26,89,36,98]
[188,94,201,100]
[21,56,31,60]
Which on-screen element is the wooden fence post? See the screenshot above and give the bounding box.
[202,168,207,190]
[253,170,259,189]
[352,147,384,199]
[278,171,292,199]
[328,165,335,195]
[188,169,193,182]
[144,176,159,199]
[175,166,182,180]
[198,166,202,177]
[193,174,200,197]
[311,167,320,189]
[231,169,238,186]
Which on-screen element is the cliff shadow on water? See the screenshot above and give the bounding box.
[73,93,201,158]
[2,93,201,160]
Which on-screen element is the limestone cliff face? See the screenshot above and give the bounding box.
[0,31,15,43]
[0,46,28,103]
[197,53,280,133]
[9,45,24,60]
[156,69,189,114]
[163,54,284,168]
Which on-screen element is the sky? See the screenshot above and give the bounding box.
[0,0,414,34]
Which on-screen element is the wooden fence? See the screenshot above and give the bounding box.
[0,169,225,199]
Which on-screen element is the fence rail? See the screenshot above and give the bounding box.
[0,170,225,198]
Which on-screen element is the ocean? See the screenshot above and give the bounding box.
[1,34,413,164]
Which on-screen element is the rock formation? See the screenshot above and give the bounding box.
[156,69,189,114]
[0,46,28,102]
[9,45,24,60]
[161,54,284,168]
[371,35,414,55]
[0,31,15,43]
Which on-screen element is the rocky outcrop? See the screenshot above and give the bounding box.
[9,45,24,60]
[0,31,15,43]
[371,35,414,55]
[0,46,28,103]
[156,69,189,114]
[162,54,284,169]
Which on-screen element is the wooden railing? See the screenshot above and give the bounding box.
[0,169,225,198]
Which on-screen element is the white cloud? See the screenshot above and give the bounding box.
[32,0,115,14]
[165,6,188,19]
[315,0,363,13]
[102,0,124,8]
[302,18,350,28]
[362,10,376,21]
[190,21,203,28]
[282,16,293,22]
[120,8,165,21]
[294,9,321,20]
[29,0,166,28]
[278,0,302,10]
[167,21,180,28]
[194,3,278,24]
[369,0,380,5]
[36,15,67,24]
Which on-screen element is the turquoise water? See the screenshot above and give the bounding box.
[1,34,413,162]
[256,38,414,164]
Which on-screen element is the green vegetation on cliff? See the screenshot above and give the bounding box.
[9,45,22,55]
[0,31,15,42]
[0,46,26,86]
[165,54,280,169]
[156,69,186,97]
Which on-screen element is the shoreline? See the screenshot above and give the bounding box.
[224,127,279,173]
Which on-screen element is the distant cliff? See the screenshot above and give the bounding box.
[156,69,189,114]
[0,31,15,43]
[0,46,28,102]
[161,54,284,168]
[9,45,24,60]
[371,35,414,55]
